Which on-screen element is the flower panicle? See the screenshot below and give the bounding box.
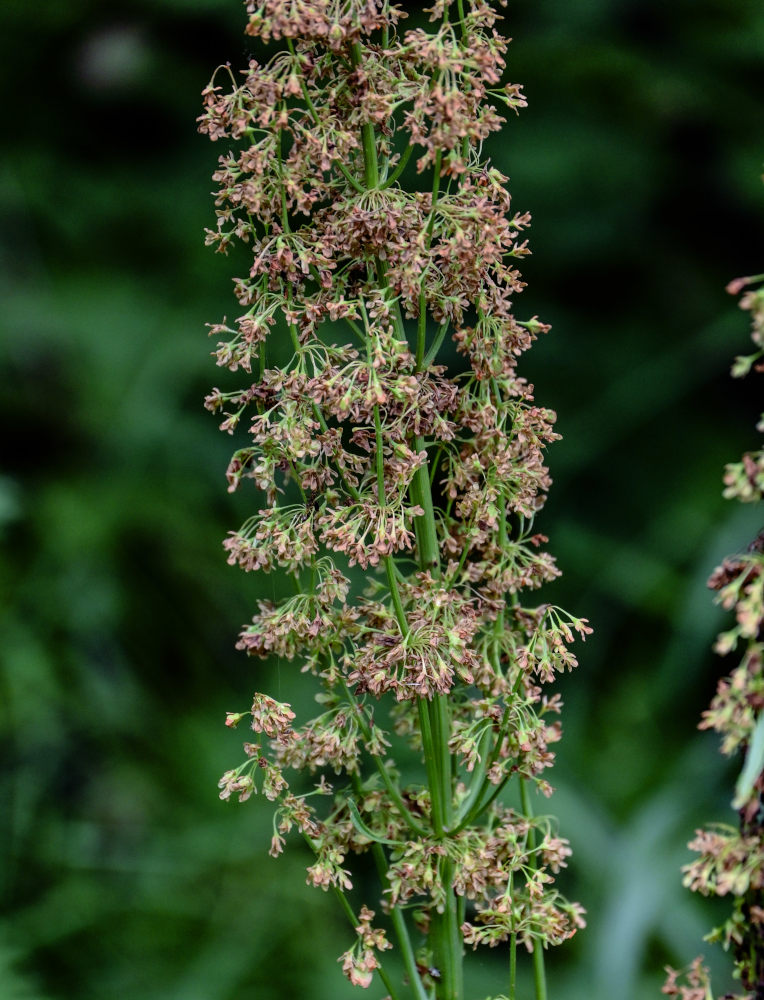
[202,1,587,994]
[678,262,764,999]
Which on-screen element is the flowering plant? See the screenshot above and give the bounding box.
[665,273,764,1000]
[199,3,588,997]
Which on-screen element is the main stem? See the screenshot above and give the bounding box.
[350,35,462,1000]
[520,779,548,1000]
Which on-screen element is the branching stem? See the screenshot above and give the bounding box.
[302,831,404,1000]
[520,779,548,1000]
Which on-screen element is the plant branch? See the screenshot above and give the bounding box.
[520,779,548,1000]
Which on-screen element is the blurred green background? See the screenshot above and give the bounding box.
[2,0,763,997]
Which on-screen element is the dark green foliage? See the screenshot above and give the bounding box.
[2,1,764,997]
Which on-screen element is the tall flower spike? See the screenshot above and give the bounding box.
[667,265,764,999]
[201,3,588,998]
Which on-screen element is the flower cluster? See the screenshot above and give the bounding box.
[202,2,587,996]
[723,274,764,504]
[670,271,764,999]
[662,957,714,1000]
[339,905,393,988]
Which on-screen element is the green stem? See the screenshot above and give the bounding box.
[412,440,460,1000]
[435,695,452,828]
[532,937,548,1000]
[439,855,463,1000]
[416,150,444,370]
[410,439,441,576]
[520,779,548,1000]
[425,149,443,243]
[452,772,509,835]
[286,38,364,194]
[385,555,409,633]
[350,42,379,189]
[452,727,491,822]
[351,33,460,1000]
[506,864,517,1000]
[377,850,430,1000]
[361,119,380,188]
[372,401,388,499]
[372,399,435,868]
[311,404,361,501]
[416,290,428,370]
[429,700,447,830]
[301,832,403,1000]
[509,932,517,1000]
[380,142,414,189]
[421,320,450,370]
[448,494,513,827]
[366,835,429,1000]
[418,700,444,836]
[347,773,429,1000]
[371,401,410,632]
[478,704,511,780]
[283,291,363,509]
[341,681,428,839]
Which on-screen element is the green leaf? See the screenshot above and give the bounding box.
[346,798,403,847]
[733,710,764,809]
